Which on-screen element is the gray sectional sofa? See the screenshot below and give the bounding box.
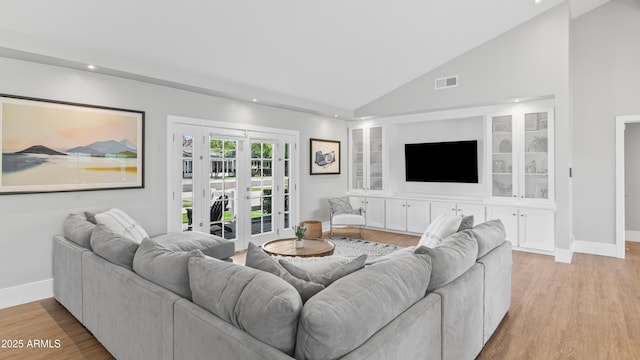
[53,213,511,360]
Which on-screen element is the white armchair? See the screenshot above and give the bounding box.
[328,197,366,238]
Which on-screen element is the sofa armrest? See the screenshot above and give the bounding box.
[53,235,88,322]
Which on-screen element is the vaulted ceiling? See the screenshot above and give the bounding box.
[0,0,609,117]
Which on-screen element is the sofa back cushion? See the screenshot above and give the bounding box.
[133,237,204,299]
[295,253,432,360]
[415,230,478,291]
[245,243,324,302]
[63,213,95,249]
[189,256,302,356]
[90,224,140,270]
[95,208,148,244]
[151,231,235,260]
[470,219,507,259]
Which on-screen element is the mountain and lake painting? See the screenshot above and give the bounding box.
[1,95,144,193]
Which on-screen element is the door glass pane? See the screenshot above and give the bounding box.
[209,137,237,240]
[250,142,274,236]
[523,112,549,199]
[352,129,364,190]
[181,134,194,232]
[369,127,383,191]
[283,143,291,229]
[491,115,514,198]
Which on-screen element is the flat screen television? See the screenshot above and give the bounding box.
[405,140,478,183]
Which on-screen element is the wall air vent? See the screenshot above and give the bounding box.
[434,75,458,90]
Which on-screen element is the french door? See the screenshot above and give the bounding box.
[169,121,298,250]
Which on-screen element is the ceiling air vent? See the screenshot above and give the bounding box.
[435,75,458,90]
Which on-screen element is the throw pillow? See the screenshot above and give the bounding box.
[90,224,140,270]
[469,219,507,259]
[95,208,148,244]
[189,256,302,356]
[63,213,95,249]
[279,254,367,286]
[418,214,463,248]
[458,215,474,232]
[133,237,204,300]
[295,252,432,360]
[327,197,356,214]
[84,211,98,225]
[245,243,324,302]
[415,230,478,290]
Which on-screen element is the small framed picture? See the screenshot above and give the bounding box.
[525,116,539,131]
[492,119,511,133]
[310,138,340,175]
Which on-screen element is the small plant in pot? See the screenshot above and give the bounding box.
[293,225,307,248]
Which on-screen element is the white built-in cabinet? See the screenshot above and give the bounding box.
[430,201,486,224]
[350,126,384,193]
[351,196,386,228]
[488,108,554,203]
[486,206,554,252]
[385,199,430,233]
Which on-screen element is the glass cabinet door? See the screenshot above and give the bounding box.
[522,112,550,200]
[351,128,365,190]
[368,127,383,191]
[491,115,515,198]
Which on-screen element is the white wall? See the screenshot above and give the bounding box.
[0,57,347,301]
[386,116,484,197]
[356,4,572,252]
[572,0,640,245]
[624,123,640,231]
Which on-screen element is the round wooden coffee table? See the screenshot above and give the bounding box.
[261,238,335,257]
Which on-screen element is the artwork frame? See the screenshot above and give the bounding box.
[310,138,340,175]
[0,94,144,194]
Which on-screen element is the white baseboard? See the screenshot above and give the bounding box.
[625,230,640,242]
[0,279,53,310]
[572,240,617,258]
[555,248,573,263]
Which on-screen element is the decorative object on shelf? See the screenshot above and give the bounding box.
[528,136,548,152]
[293,225,307,248]
[528,160,537,174]
[524,113,539,131]
[492,178,513,196]
[310,138,340,175]
[498,139,512,153]
[492,118,511,133]
[0,93,144,194]
[539,119,548,129]
[493,160,505,173]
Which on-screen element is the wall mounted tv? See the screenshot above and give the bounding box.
[405,140,478,183]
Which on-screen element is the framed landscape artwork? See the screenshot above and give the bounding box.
[0,94,144,194]
[310,138,340,175]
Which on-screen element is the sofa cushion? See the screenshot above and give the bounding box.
[133,237,204,299]
[90,224,139,270]
[95,208,148,244]
[63,213,95,249]
[189,256,302,356]
[150,231,235,260]
[418,214,462,248]
[295,253,432,360]
[279,254,367,286]
[415,230,478,290]
[245,243,324,302]
[470,219,507,259]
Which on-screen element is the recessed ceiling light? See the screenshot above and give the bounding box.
[514,99,520,103]
[535,0,542,3]
[87,64,96,70]
[333,114,339,118]
[252,98,258,102]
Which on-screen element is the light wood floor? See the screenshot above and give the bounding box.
[2,229,639,359]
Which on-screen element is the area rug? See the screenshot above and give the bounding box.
[275,237,400,263]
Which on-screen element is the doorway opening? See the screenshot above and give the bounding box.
[615,114,640,259]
